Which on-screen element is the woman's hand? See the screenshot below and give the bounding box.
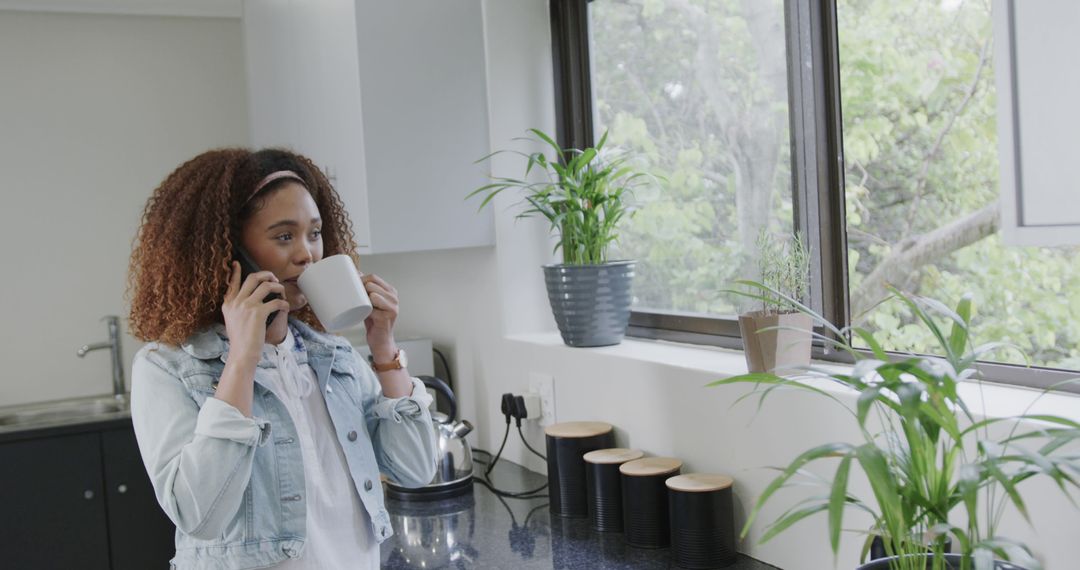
[362,273,399,360]
[362,273,412,397]
[222,261,291,360]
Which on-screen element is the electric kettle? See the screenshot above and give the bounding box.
[386,375,475,500]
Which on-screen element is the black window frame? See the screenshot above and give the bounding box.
[549,0,1080,395]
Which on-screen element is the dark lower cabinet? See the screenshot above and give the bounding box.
[102,428,176,570]
[0,432,111,570]
[0,426,175,570]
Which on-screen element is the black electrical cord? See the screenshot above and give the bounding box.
[471,476,548,499]
[472,441,548,499]
[427,347,548,499]
[493,488,519,526]
[473,448,491,465]
[523,502,549,526]
[516,424,547,461]
[485,422,510,478]
[432,347,453,386]
[472,394,549,498]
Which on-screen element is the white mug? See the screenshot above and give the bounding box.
[297,254,373,331]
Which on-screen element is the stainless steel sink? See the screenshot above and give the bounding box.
[0,396,130,431]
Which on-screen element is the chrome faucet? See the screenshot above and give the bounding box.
[78,315,126,401]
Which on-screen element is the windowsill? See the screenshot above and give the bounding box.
[505,331,1080,423]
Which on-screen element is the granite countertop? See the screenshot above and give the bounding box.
[380,456,780,570]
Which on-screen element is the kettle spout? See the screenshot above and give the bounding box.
[451,419,474,438]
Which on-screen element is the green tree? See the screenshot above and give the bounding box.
[591,0,1080,369]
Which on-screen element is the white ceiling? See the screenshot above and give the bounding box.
[0,0,241,18]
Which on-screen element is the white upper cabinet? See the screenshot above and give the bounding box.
[993,0,1080,246]
[243,0,494,253]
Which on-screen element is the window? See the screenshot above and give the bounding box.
[552,0,1080,392]
[839,0,1080,374]
[589,0,795,321]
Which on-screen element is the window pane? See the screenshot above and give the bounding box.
[839,0,1080,369]
[589,0,794,317]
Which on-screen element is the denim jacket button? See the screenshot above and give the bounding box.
[347,430,358,442]
[364,479,373,491]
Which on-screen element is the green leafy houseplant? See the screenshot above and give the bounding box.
[711,282,1080,570]
[469,128,656,347]
[468,128,650,265]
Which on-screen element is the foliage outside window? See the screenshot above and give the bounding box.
[590,0,795,317]
[838,0,1080,370]
[586,0,1080,374]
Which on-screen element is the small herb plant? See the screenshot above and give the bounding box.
[468,128,653,265]
[754,230,811,314]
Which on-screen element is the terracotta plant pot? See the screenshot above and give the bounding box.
[737,311,813,373]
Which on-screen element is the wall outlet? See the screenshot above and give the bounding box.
[520,393,541,421]
[528,372,556,427]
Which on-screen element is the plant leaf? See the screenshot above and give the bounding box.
[829,454,853,554]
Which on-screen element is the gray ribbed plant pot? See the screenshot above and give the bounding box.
[543,261,635,347]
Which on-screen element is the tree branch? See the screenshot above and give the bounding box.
[903,35,993,234]
[851,200,1000,319]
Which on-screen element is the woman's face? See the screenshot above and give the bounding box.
[240,182,324,311]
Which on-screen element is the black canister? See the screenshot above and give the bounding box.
[545,421,615,518]
[620,457,683,548]
[667,473,737,568]
[583,448,644,533]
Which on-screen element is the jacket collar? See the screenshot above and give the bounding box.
[180,318,351,362]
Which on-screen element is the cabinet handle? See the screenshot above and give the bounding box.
[117,484,128,494]
[84,490,94,500]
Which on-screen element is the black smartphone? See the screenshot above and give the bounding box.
[233,244,282,326]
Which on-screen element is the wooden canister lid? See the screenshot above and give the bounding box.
[544,421,613,439]
[619,457,683,477]
[665,473,734,492]
[583,448,644,465]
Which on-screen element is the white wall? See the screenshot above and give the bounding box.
[362,1,1080,569]
[0,10,248,406]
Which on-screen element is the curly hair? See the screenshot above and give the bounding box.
[127,148,361,345]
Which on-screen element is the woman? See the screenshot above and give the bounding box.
[126,148,437,569]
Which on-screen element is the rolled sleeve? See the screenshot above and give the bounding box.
[361,368,438,489]
[131,350,266,539]
[196,397,272,447]
[368,377,434,423]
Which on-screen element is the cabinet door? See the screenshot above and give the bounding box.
[0,433,110,570]
[243,0,300,151]
[292,0,373,249]
[355,0,493,254]
[244,0,374,249]
[244,0,494,254]
[102,428,175,570]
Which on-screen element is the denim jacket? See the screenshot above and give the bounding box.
[130,318,438,570]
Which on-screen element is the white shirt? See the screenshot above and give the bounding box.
[264,327,379,569]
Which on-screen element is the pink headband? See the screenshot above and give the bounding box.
[247,170,306,203]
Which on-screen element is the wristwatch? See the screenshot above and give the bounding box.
[372,348,407,372]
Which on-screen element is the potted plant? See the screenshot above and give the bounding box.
[710,283,1080,570]
[735,231,813,373]
[469,128,654,347]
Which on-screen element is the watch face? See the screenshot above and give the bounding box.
[398,349,408,368]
